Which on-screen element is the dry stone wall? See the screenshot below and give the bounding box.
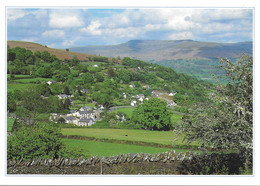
[7,151,198,174]
[8,151,196,168]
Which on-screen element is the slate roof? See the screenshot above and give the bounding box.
[79,110,94,115]
[66,116,75,120]
[79,118,94,122]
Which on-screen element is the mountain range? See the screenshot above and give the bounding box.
[69,40,253,62]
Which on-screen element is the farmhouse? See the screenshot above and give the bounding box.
[131,100,137,106]
[65,116,78,125]
[78,118,95,126]
[47,80,57,85]
[169,91,177,96]
[58,94,74,100]
[80,106,92,111]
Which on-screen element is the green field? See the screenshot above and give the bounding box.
[61,128,197,148]
[7,74,32,79]
[7,118,15,132]
[12,77,52,83]
[7,83,37,92]
[111,107,135,117]
[62,138,180,157]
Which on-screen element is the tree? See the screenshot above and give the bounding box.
[81,73,94,84]
[41,51,51,62]
[20,86,48,120]
[7,122,63,159]
[117,69,130,83]
[7,48,16,61]
[7,91,16,112]
[132,98,172,131]
[179,55,253,161]
[107,67,116,78]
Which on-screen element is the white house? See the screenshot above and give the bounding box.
[93,64,99,67]
[65,116,79,125]
[58,94,74,100]
[123,93,127,99]
[80,106,92,111]
[78,118,95,126]
[169,91,177,96]
[47,80,56,85]
[129,84,135,88]
[131,100,137,106]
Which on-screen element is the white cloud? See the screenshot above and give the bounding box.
[42,30,65,38]
[7,8,48,22]
[47,43,56,48]
[80,21,102,35]
[7,9,28,21]
[49,13,84,28]
[105,27,144,38]
[168,32,194,40]
[62,40,75,47]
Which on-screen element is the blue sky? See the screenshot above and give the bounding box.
[7,8,253,48]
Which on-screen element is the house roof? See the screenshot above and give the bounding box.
[80,106,92,111]
[79,110,94,115]
[48,80,56,83]
[65,116,75,120]
[70,110,77,113]
[79,118,94,122]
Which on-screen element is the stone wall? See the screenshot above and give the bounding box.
[7,151,196,174]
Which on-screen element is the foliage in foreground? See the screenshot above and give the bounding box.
[179,55,253,161]
[7,122,84,160]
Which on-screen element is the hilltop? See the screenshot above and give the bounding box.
[7,40,93,61]
[69,40,253,61]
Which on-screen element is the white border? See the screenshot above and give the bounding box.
[1,0,259,185]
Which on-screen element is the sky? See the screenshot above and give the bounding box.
[7,8,253,48]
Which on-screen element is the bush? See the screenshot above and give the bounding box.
[179,153,248,175]
[7,122,84,160]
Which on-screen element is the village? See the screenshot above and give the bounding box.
[49,84,178,127]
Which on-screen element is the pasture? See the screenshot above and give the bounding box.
[111,107,135,117]
[62,138,178,157]
[7,82,37,92]
[7,118,15,132]
[61,128,198,149]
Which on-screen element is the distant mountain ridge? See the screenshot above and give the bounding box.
[70,40,253,61]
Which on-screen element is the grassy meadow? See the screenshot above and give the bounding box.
[61,128,198,148]
[7,118,15,132]
[62,138,182,157]
[111,107,135,117]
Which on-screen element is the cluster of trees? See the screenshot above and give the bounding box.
[8,122,84,159]
[132,98,172,131]
[7,85,72,120]
[122,57,151,68]
[92,56,109,62]
[179,55,253,162]
[7,47,58,75]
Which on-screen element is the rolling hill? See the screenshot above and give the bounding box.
[69,40,253,61]
[7,40,93,61]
